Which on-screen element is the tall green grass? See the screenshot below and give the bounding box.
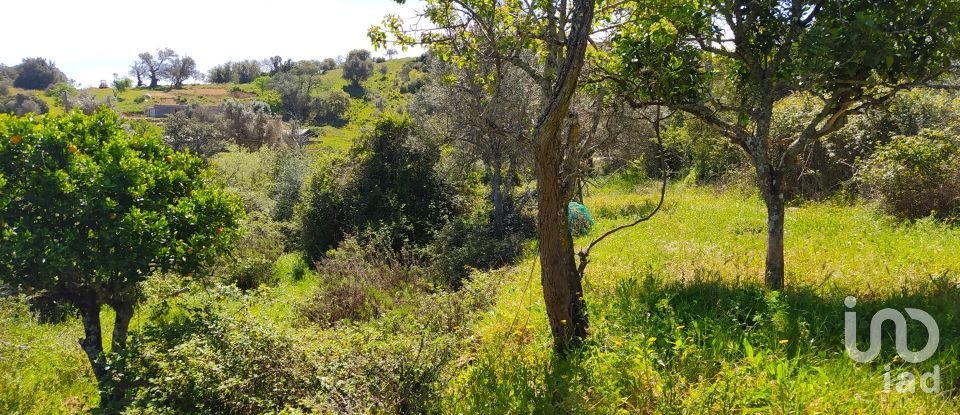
[448,183,960,413]
[0,297,98,414]
[6,181,960,413]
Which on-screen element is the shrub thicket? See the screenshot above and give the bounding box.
[431,205,532,288]
[0,93,49,116]
[13,58,67,90]
[117,305,323,414]
[859,130,960,220]
[299,117,454,261]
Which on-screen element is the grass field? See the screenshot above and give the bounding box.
[445,181,960,414]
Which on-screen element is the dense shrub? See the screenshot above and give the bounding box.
[314,90,351,126]
[115,241,502,414]
[44,81,77,106]
[215,213,286,290]
[74,91,118,115]
[117,305,323,415]
[208,60,262,84]
[220,99,283,150]
[298,157,352,261]
[858,130,960,220]
[299,117,454,261]
[164,105,226,155]
[349,117,454,250]
[211,147,307,284]
[165,101,283,157]
[0,93,49,116]
[431,207,531,287]
[298,234,427,326]
[660,115,745,183]
[0,64,16,83]
[13,58,67,90]
[781,89,959,199]
[269,146,308,222]
[212,147,279,215]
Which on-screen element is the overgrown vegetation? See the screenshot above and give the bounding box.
[5,1,960,413]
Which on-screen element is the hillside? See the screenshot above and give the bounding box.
[7,57,424,153]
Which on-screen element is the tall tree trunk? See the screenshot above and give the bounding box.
[532,0,595,355]
[77,301,106,382]
[536,150,588,353]
[111,301,134,352]
[757,162,785,290]
[750,87,786,290]
[765,194,785,290]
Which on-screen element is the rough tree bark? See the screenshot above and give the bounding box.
[535,131,588,353]
[756,162,785,290]
[110,300,135,351]
[74,288,137,405]
[533,0,596,354]
[77,300,107,382]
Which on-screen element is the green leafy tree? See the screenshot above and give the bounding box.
[609,0,960,289]
[269,72,318,121]
[0,110,244,405]
[319,57,338,72]
[299,117,453,260]
[253,75,271,97]
[164,55,201,89]
[13,57,67,90]
[208,62,235,83]
[314,89,351,126]
[373,0,600,353]
[112,77,132,95]
[234,59,262,83]
[342,49,374,87]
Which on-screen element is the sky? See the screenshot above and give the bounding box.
[1,0,425,87]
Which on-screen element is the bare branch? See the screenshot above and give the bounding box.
[576,106,669,279]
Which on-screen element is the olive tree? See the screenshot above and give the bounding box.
[164,55,201,89]
[137,48,178,88]
[342,49,374,87]
[412,57,537,234]
[609,0,960,289]
[0,110,244,404]
[374,0,601,353]
[270,72,318,121]
[129,60,148,87]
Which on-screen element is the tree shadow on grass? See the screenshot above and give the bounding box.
[342,83,365,99]
[514,269,960,414]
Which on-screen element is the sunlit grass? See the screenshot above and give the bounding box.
[450,182,960,414]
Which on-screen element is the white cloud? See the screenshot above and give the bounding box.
[2,0,425,87]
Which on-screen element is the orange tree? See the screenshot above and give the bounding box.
[0,110,243,404]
